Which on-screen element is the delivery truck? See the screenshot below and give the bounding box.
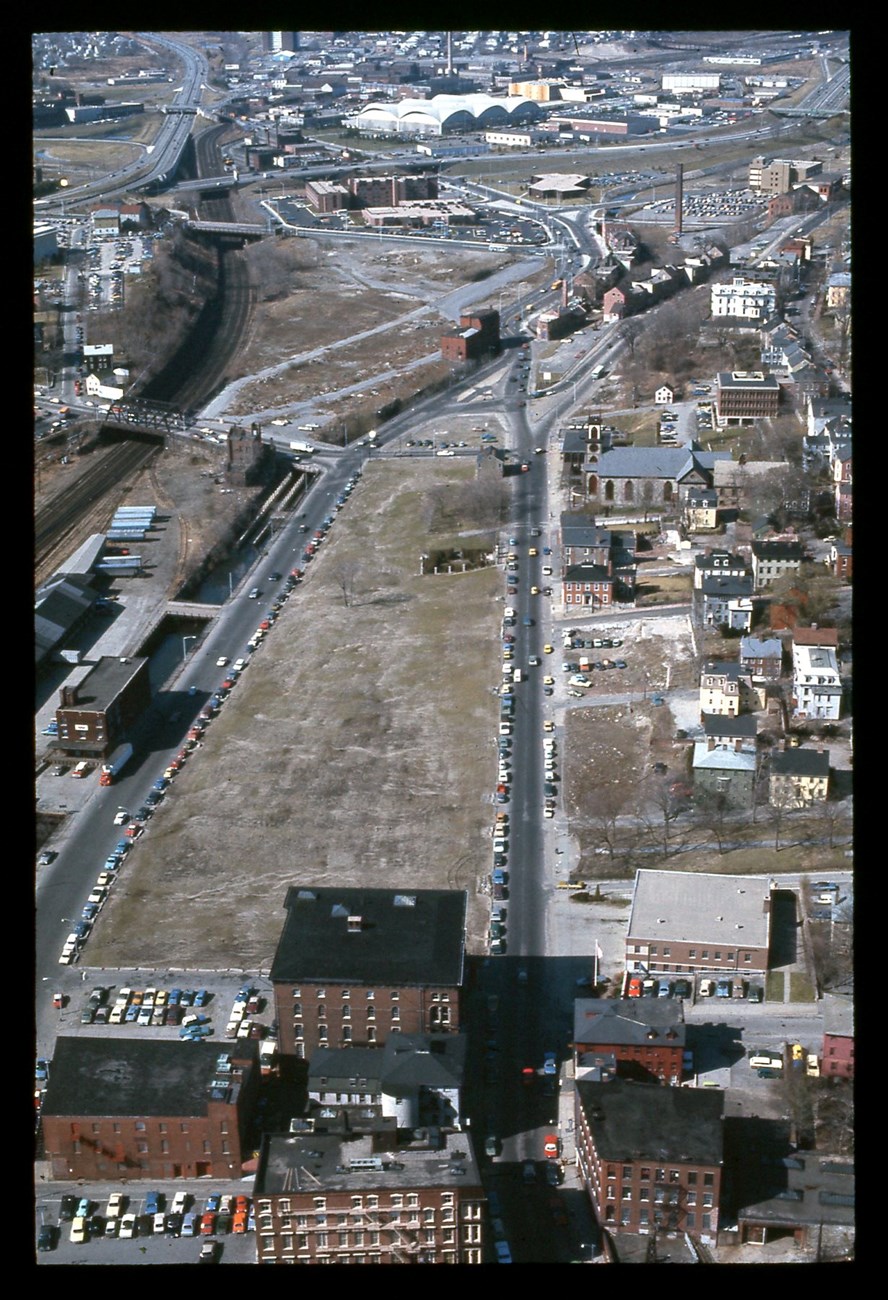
[289,441,314,455]
[99,742,133,786]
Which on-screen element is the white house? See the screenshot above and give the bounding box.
[654,384,674,405]
[791,642,842,721]
[711,276,777,322]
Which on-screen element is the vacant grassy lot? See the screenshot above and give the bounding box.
[88,458,508,970]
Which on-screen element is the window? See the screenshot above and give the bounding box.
[292,1002,302,1015]
[366,990,374,1000]
[368,1026,377,1042]
[341,989,350,999]
[640,1167,650,1181]
[294,1023,304,1039]
[342,1004,351,1019]
[391,991,399,1001]
[391,1006,400,1021]
[688,1172,698,1185]
[688,949,696,958]
[621,1188,632,1201]
[318,1026,328,1043]
[317,988,326,999]
[317,1004,326,1018]
[622,1166,633,1180]
[663,947,671,956]
[714,951,721,960]
[292,988,301,999]
[342,1026,352,1042]
[135,1121,146,1132]
[703,1173,714,1187]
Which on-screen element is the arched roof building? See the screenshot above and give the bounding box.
[351,94,542,136]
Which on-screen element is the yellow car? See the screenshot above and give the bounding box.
[791,1043,804,1062]
[531,586,540,595]
[543,676,554,685]
[529,547,538,557]
[544,720,555,732]
[543,644,554,654]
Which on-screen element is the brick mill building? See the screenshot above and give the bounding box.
[40,1038,259,1182]
[253,1128,485,1264]
[270,888,467,1059]
[575,1078,724,1241]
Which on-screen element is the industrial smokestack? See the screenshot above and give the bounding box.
[674,162,684,237]
[446,31,453,76]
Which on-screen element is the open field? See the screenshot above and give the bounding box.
[87,458,508,969]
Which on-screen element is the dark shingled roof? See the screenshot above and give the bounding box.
[41,1037,256,1118]
[576,1078,724,1164]
[270,888,466,987]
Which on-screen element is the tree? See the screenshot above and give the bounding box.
[331,560,361,607]
[618,316,646,360]
[691,788,733,855]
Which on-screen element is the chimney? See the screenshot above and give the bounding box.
[60,685,78,707]
[347,915,363,933]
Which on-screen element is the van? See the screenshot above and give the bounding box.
[72,761,90,778]
[512,669,522,683]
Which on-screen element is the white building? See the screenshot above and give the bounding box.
[711,276,777,322]
[792,643,842,721]
[662,72,720,93]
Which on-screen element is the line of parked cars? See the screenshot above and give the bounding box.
[51,1189,254,1246]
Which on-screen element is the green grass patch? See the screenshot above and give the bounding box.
[789,971,816,1003]
[765,970,785,1001]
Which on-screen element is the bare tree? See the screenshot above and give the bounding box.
[691,788,733,855]
[331,560,361,607]
[618,316,646,360]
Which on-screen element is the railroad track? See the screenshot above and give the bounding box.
[35,128,256,588]
[35,439,158,587]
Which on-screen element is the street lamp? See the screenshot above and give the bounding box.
[182,635,197,663]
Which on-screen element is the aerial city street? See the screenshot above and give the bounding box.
[34,29,852,1264]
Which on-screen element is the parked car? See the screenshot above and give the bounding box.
[715,979,733,998]
[119,1213,138,1239]
[699,978,714,997]
[200,1239,219,1263]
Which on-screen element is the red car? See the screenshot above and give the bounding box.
[200,1213,216,1236]
[521,1066,535,1085]
[124,823,143,839]
[627,976,643,998]
[544,1134,560,1158]
[232,1211,247,1234]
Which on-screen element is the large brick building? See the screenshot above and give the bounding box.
[55,655,151,758]
[715,371,780,426]
[575,1079,724,1241]
[270,888,467,1059]
[440,309,500,362]
[41,1038,259,1181]
[253,1128,484,1264]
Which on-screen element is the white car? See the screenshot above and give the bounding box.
[106,1192,126,1219]
[113,809,129,826]
[215,656,229,667]
[119,1213,137,1239]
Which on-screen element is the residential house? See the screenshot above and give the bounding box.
[833,447,852,523]
[737,1152,854,1249]
[692,736,758,809]
[701,713,758,750]
[270,888,466,1059]
[307,1034,467,1130]
[739,636,783,681]
[625,869,773,980]
[791,633,842,721]
[826,272,851,309]
[698,573,754,632]
[769,747,830,807]
[693,550,748,590]
[40,1038,259,1181]
[575,1078,724,1240]
[252,1128,485,1264]
[710,276,777,322]
[654,384,674,405]
[563,563,614,609]
[699,660,756,717]
[684,486,719,533]
[750,538,804,591]
[572,999,686,1086]
[828,535,852,582]
[820,993,854,1080]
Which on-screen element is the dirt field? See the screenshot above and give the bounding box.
[224,240,548,428]
[87,458,507,970]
